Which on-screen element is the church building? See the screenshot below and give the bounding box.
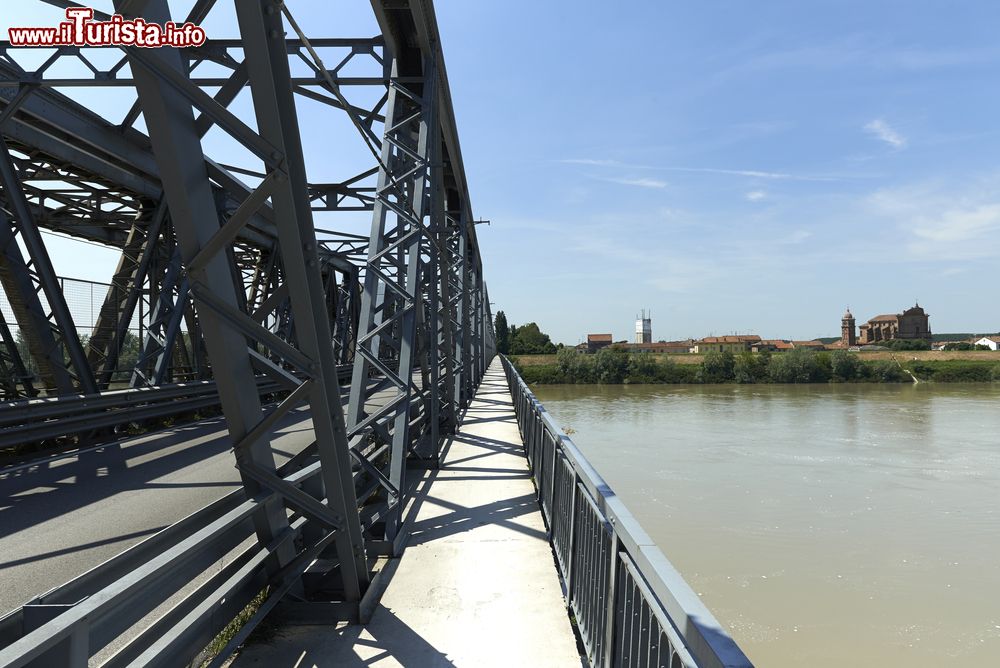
[840,304,931,346]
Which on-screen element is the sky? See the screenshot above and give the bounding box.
[5,1,1000,344]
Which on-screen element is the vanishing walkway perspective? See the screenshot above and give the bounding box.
[0,0,753,665]
[233,359,581,667]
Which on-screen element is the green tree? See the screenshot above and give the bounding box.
[594,346,630,383]
[768,349,829,383]
[867,359,910,382]
[628,352,659,382]
[734,351,767,384]
[884,338,931,351]
[494,311,510,355]
[830,350,862,381]
[556,347,595,383]
[700,350,735,383]
[13,329,40,375]
[117,331,141,375]
[943,341,974,351]
[509,322,557,355]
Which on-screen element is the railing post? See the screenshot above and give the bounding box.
[564,465,578,604]
[601,535,621,668]
[533,412,542,478]
[20,606,89,667]
[538,428,549,519]
[548,432,558,522]
[67,626,88,667]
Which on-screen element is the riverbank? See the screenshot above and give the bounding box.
[512,349,1000,384]
[514,349,1000,366]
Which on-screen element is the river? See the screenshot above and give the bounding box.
[531,382,1000,667]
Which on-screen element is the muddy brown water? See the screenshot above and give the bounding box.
[532,382,1000,667]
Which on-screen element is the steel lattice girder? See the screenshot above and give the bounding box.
[0,81,369,391]
[86,204,167,387]
[117,0,303,589]
[232,0,370,598]
[0,0,495,664]
[347,55,438,547]
[0,148,97,395]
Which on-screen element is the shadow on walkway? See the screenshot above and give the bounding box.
[0,411,313,541]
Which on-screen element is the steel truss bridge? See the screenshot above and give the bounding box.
[0,2,752,667]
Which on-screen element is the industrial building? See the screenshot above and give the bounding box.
[635,309,652,344]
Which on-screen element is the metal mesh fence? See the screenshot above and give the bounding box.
[0,275,206,391]
[0,275,145,340]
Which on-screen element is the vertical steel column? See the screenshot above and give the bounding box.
[130,249,189,387]
[333,269,360,366]
[429,139,456,437]
[246,250,278,318]
[472,262,485,383]
[182,307,208,379]
[86,204,166,387]
[456,214,473,406]
[119,0,294,576]
[483,282,496,360]
[234,0,370,600]
[347,55,438,545]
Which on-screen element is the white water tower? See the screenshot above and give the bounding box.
[635,309,652,344]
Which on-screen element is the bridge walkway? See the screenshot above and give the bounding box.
[232,358,581,667]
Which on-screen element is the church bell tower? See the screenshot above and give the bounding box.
[841,309,856,347]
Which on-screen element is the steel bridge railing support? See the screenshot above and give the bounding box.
[501,356,753,668]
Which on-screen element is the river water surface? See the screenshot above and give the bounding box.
[532,383,1000,667]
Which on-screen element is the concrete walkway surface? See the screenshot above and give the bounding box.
[232,358,582,667]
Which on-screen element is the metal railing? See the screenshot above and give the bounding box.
[0,379,274,450]
[501,356,754,668]
[0,457,307,668]
[0,366,353,452]
[0,401,397,668]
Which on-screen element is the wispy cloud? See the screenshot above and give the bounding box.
[912,203,1000,243]
[864,119,907,149]
[559,158,853,182]
[663,166,847,182]
[745,190,767,201]
[717,39,1000,76]
[558,158,622,167]
[597,176,668,189]
[866,178,1000,260]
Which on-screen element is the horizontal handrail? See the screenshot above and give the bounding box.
[0,366,351,450]
[500,355,753,668]
[0,380,230,427]
[0,440,321,655]
[0,366,354,426]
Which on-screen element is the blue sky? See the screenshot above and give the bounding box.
[6,1,1000,343]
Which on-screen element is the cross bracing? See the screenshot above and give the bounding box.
[0,1,495,665]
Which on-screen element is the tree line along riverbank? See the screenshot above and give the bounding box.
[512,348,1000,385]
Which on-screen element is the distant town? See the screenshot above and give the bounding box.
[578,304,1000,354]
